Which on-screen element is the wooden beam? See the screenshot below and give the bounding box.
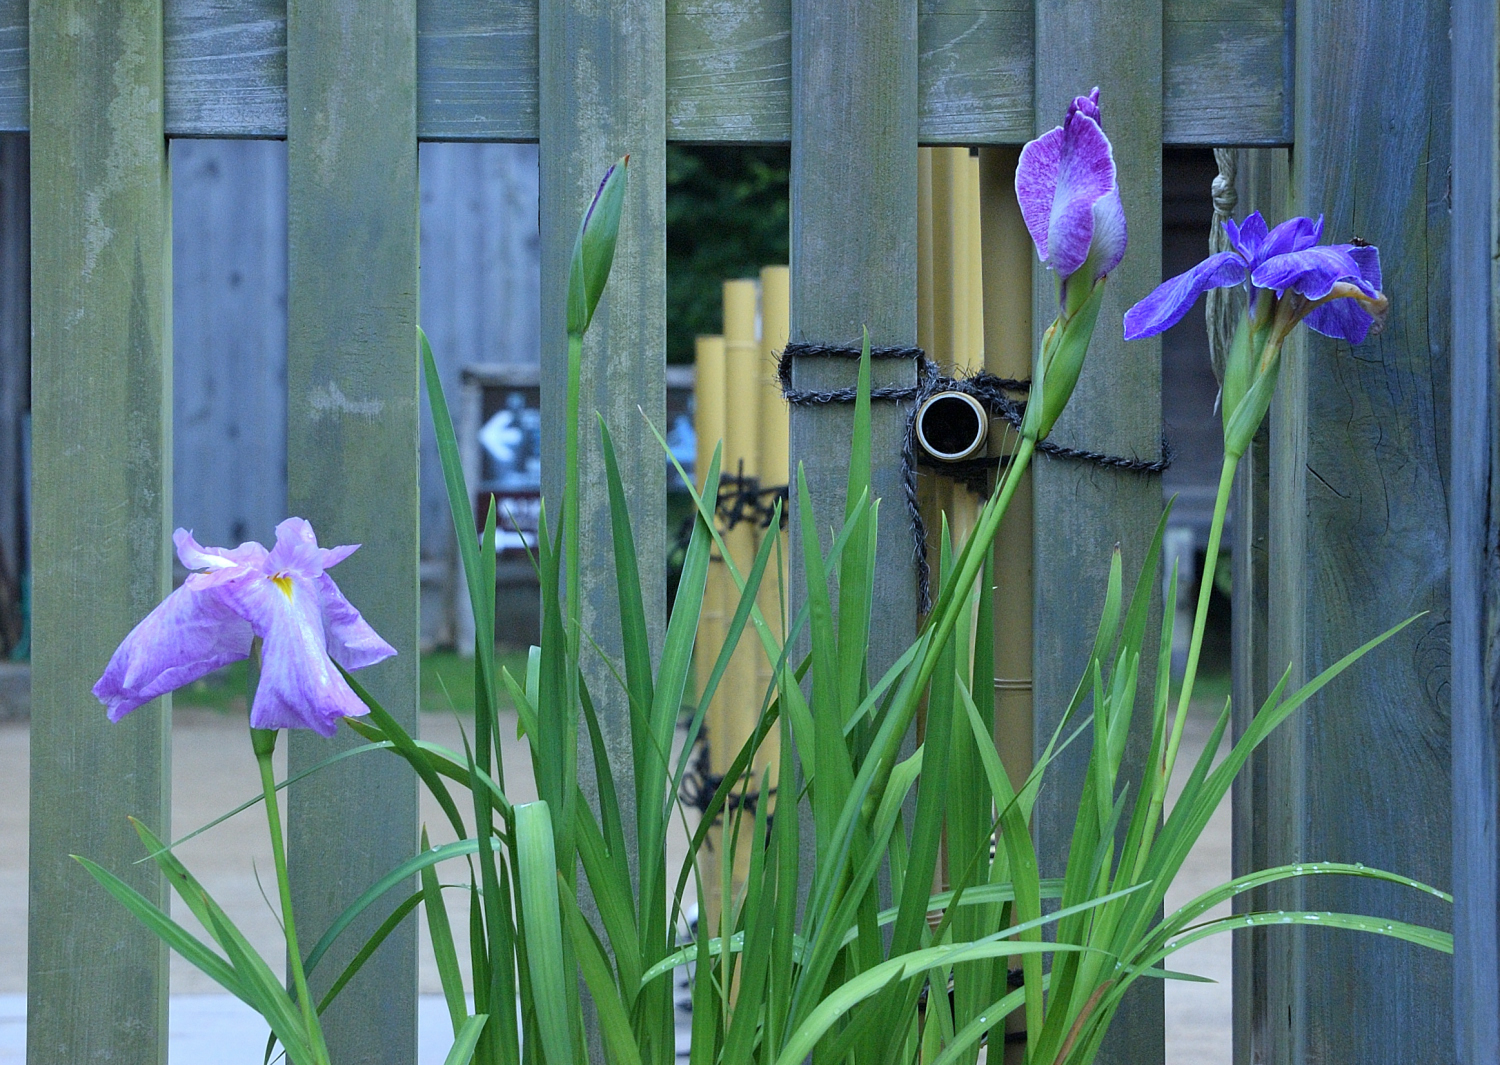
[537,6,665,1059]
[1265,0,1452,1059]
[1451,0,1500,1057]
[26,1,172,1060]
[1030,3,1165,1064]
[0,0,1293,145]
[284,1,420,1061]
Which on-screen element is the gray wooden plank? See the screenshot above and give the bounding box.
[26,1,172,1061]
[1030,3,1165,1063]
[164,0,285,138]
[789,0,918,671]
[537,1,665,1056]
[1229,148,1288,1065]
[1451,0,1500,1058]
[170,139,287,549]
[284,0,420,1061]
[1267,0,1452,1060]
[0,0,1293,144]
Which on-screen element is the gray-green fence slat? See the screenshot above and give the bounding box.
[536,9,666,1059]
[1030,2,1166,1063]
[26,1,173,1062]
[1263,0,1453,1061]
[0,0,1292,145]
[1450,0,1500,1058]
[284,1,421,1062]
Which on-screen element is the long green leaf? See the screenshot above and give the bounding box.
[443,1015,490,1065]
[514,802,575,1065]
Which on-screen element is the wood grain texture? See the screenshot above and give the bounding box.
[1267,0,1452,1060]
[537,9,665,1058]
[171,139,287,549]
[1229,148,1288,1065]
[0,134,27,646]
[1450,0,1500,1058]
[789,0,918,674]
[0,0,1292,143]
[1030,4,1165,1064]
[26,1,172,1061]
[285,1,420,1061]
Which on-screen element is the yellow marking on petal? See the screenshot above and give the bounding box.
[271,574,294,600]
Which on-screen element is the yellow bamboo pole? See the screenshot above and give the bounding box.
[693,334,728,924]
[756,265,790,778]
[916,148,950,565]
[978,147,1034,798]
[979,141,1036,1065]
[707,279,762,931]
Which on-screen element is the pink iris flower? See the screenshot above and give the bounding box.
[93,518,396,737]
[1015,87,1128,298]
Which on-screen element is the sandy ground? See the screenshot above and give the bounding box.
[0,703,1231,1062]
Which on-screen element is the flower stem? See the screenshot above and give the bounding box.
[253,732,329,1065]
[1158,456,1242,816]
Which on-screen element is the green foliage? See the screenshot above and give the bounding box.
[666,145,790,363]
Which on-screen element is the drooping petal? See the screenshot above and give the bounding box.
[1123,251,1247,340]
[174,528,267,575]
[1045,113,1119,279]
[1251,244,1374,301]
[93,584,253,721]
[1016,126,1064,259]
[1303,297,1379,344]
[1260,214,1324,260]
[315,573,398,670]
[225,575,368,736]
[1085,186,1128,280]
[265,517,359,579]
[1223,212,1268,263]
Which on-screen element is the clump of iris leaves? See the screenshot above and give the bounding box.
[115,158,1449,1065]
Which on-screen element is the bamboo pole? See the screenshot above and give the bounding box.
[756,265,791,780]
[977,147,1034,798]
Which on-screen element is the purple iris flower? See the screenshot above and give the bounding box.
[1016,88,1128,294]
[94,518,395,736]
[1122,211,1387,344]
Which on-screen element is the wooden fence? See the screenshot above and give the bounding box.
[1,1,1468,1063]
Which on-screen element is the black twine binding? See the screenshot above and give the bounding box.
[779,341,1172,610]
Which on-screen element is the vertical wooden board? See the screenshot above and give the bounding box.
[537,0,666,979]
[285,2,419,1062]
[789,0,918,677]
[171,139,287,548]
[1228,147,1287,1065]
[1030,4,1165,1064]
[1450,0,1500,1058]
[26,1,172,1061]
[1267,0,1453,1060]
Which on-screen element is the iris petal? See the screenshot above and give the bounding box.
[1304,298,1378,344]
[225,576,369,737]
[266,517,359,578]
[1260,215,1324,260]
[315,573,398,670]
[1044,113,1119,279]
[1224,212,1268,262]
[1016,126,1064,262]
[1122,251,1247,340]
[1251,245,1369,300]
[93,583,254,721]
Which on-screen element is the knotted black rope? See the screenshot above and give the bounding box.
[779,341,1172,610]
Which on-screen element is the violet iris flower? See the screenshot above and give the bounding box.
[1122,210,1387,344]
[1016,87,1128,301]
[94,518,395,736]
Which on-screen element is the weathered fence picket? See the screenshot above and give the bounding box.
[26,3,173,1062]
[1451,0,1500,1060]
[1029,5,1166,1062]
[283,2,422,1060]
[1262,2,1453,1061]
